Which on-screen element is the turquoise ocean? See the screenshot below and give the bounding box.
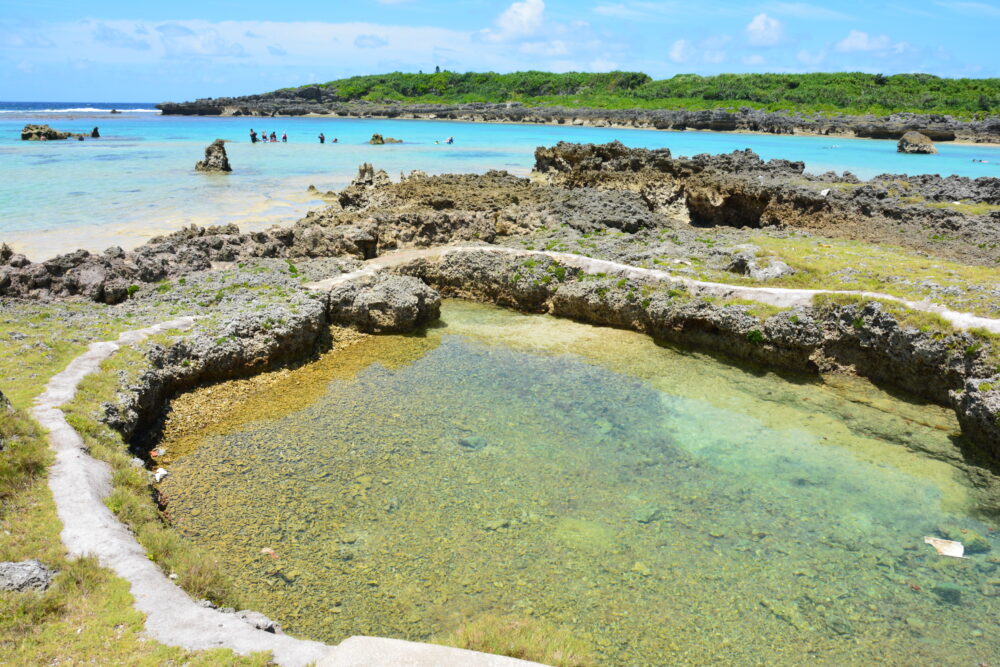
[4,101,1000,259]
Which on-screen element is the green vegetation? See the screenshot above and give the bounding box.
[0,388,266,663]
[285,70,1000,117]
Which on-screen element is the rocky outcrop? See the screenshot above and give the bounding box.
[158,97,1000,144]
[195,139,232,173]
[0,560,55,592]
[21,124,84,141]
[369,133,402,145]
[327,274,441,333]
[898,131,937,154]
[534,141,1000,265]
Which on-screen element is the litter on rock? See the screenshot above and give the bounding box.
[923,536,966,558]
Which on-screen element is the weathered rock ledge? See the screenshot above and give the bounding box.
[157,97,1000,143]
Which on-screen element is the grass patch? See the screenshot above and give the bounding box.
[692,234,1000,318]
[927,201,1000,216]
[0,400,268,664]
[437,614,595,667]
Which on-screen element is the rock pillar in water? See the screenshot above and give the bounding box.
[195,139,232,173]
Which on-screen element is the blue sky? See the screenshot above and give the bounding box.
[2,0,999,101]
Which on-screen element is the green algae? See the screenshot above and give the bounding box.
[159,300,1000,666]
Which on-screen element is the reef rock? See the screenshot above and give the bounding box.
[327,274,441,333]
[897,131,937,154]
[369,133,402,145]
[21,124,80,141]
[0,560,55,592]
[195,139,232,173]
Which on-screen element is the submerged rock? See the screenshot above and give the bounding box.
[898,131,937,154]
[0,559,56,592]
[195,139,232,173]
[931,582,963,604]
[458,435,487,451]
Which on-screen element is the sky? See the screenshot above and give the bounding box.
[2,0,999,102]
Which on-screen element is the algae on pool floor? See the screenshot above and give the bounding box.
[158,300,999,666]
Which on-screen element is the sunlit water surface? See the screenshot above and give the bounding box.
[160,301,999,665]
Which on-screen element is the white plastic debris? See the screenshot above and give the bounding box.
[820,188,831,197]
[923,536,966,558]
[153,467,169,483]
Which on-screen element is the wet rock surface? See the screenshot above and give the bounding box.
[0,559,55,592]
[194,139,232,173]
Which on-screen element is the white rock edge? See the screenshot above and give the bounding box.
[307,246,1000,335]
[30,316,540,666]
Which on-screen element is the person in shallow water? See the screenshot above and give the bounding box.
[318,132,325,144]
[270,131,277,142]
[281,132,287,143]
[249,129,258,144]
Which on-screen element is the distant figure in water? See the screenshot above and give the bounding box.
[445,136,454,144]
[281,132,287,143]
[318,133,325,144]
[249,129,258,144]
[270,131,277,142]
[332,137,338,143]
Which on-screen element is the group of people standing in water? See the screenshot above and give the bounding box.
[249,129,286,143]
[249,129,455,145]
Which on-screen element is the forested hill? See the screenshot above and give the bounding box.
[274,71,1000,117]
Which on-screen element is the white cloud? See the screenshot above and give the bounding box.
[746,13,782,46]
[354,34,388,48]
[835,30,891,52]
[703,50,726,63]
[742,54,766,65]
[483,0,546,42]
[669,38,691,63]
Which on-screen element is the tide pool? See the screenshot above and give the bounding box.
[159,300,999,666]
[4,107,1000,260]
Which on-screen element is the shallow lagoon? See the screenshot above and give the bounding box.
[4,110,1000,259]
[160,300,999,665]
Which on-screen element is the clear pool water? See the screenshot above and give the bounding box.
[159,300,999,666]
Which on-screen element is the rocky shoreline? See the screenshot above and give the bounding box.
[158,96,1000,144]
[2,142,998,462]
